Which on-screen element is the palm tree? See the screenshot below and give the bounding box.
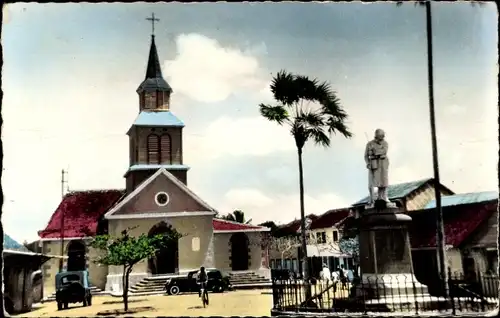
[259,70,352,286]
[221,210,252,224]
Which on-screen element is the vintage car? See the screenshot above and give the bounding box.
[55,270,92,310]
[164,268,233,295]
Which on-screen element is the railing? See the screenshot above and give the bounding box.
[270,269,498,315]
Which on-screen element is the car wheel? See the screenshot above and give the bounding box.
[169,285,180,295]
[57,302,63,311]
[213,285,223,293]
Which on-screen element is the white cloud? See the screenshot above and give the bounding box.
[217,188,349,225]
[184,116,295,163]
[224,188,274,208]
[165,33,269,103]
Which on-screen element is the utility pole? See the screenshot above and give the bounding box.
[59,169,68,272]
[425,1,448,298]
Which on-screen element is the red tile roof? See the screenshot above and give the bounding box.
[309,208,351,230]
[38,189,125,239]
[278,214,318,233]
[212,219,269,232]
[410,201,497,248]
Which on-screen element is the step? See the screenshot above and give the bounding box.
[129,287,164,293]
[229,275,266,279]
[135,281,166,287]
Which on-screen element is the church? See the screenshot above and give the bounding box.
[37,26,271,296]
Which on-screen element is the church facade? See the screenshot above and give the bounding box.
[37,33,270,296]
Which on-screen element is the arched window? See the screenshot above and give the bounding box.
[147,134,160,164]
[160,134,172,164]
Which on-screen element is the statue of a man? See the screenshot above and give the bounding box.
[364,129,390,205]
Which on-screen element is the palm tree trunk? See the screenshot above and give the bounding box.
[297,147,311,298]
[425,1,449,298]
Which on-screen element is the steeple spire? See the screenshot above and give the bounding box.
[137,13,172,95]
[145,35,163,80]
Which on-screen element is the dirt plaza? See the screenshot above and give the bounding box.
[17,290,274,317]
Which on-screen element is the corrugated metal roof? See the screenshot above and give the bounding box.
[129,164,190,171]
[3,234,31,252]
[132,111,184,128]
[353,178,432,205]
[424,191,498,209]
[411,200,496,248]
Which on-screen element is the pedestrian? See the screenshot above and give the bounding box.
[339,265,347,290]
[321,263,331,283]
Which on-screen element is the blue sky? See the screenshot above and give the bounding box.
[2,2,498,242]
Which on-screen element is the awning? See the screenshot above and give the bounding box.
[306,245,349,258]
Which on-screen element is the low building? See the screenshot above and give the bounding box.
[352,178,455,211]
[3,233,59,315]
[268,209,354,277]
[409,191,498,289]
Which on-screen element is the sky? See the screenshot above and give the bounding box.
[1,2,498,243]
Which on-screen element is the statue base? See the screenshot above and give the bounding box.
[355,273,429,299]
[356,201,430,303]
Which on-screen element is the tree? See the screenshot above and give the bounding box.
[259,70,352,285]
[89,227,182,311]
[268,235,302,267]
[338,237,359,262]
[220,210,252,224]
[258,221,279,235]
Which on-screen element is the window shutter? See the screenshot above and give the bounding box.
[160,134,172,164]
[147,134,160,164]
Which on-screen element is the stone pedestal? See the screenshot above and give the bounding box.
[356,200,428,299]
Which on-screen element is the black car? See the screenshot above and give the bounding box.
[55,270,92,310]
[164,269,232,295]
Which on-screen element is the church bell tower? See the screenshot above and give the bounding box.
[124,14,189,193]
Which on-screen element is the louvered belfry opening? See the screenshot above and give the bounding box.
[160,134,172,164]
[147,133,173,164]
[147,134,160,164]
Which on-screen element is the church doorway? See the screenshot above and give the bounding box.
[148,222,179,275]
[67,240,86,271]
[230,233,250,271]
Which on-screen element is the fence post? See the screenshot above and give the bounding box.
[448,267,455,315]
[478,271,486,312]
[412,277,419,315]
[294,277,299,312]
[271,271,279,309]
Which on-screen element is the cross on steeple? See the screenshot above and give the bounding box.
[146,13,160,36]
